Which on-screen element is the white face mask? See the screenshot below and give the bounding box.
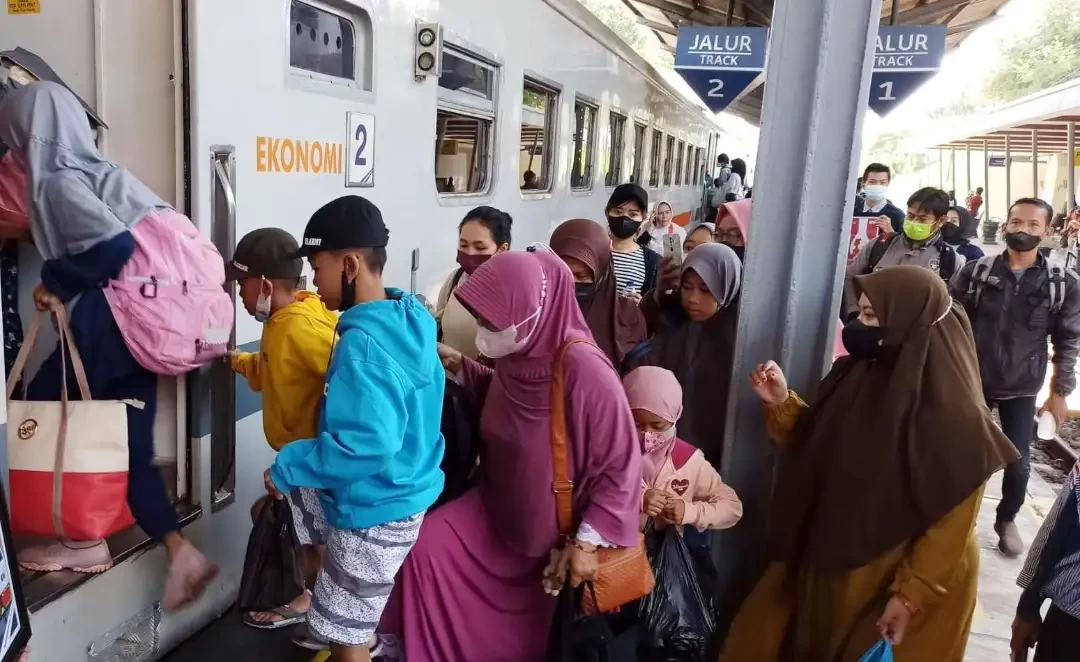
[863,184,888,202]
[475,274,547,359]
[254,279,272,323]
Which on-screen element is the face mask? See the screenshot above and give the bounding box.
[842,318,884,360]
[574,282,596,307]
[608,215,642,240]
[902,219,935,242]
[940,222,963,245]
[456,251,491,276]
[722,242,746,262]
[640,426,676,454]
[254,280,272,323]
[475,305,543,359]
[863,184,888,202]
[1005,231,1041,252]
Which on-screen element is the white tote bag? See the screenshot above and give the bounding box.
[6,306,134,540]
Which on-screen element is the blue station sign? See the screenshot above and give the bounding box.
[869,25,946,116]
[675,27,769,113]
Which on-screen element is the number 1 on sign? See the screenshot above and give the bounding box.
[708,79,724,98]
[877,80,897,101]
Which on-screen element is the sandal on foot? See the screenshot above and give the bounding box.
[18,540,112,574]
[243,604,307,630]
[292,625,330,651]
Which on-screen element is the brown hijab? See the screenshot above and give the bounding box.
[770,265,1018,571]
[551,219,647,366]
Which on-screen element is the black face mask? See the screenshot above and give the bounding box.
[941,223,964,245]
[1004,231,1042,253]
[722,242,746,262]
[608,215,642,240]
[340,269,357,312]
[574,282,596,307]
[842,318,884,360]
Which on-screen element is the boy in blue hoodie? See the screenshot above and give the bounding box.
[264,196,445,661]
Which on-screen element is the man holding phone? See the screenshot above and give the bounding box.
[854,163,905,235]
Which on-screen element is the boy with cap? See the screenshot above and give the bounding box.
[226,227,338,630]
[264,196,445,661]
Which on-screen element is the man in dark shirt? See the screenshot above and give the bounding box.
[853,163,905,234]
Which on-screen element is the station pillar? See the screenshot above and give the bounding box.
[713,0,883,638]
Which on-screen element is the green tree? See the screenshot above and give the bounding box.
[864,129,927,176]
[578,0,674,70]
[983,0,1080,102]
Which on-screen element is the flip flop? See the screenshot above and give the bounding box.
[292,625,330,651]
[243,604,308,630]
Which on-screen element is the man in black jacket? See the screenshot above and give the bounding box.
[854,163,905,234]
[950,198,1080,558]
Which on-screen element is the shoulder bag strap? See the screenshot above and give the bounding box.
[551,339,591,537]
[6,306,91,401]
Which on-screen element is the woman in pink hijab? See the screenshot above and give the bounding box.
[625,366,742,533]
[378,250,642,661]
[712,199,849,361]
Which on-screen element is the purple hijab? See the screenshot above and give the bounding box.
[456,251,642,556]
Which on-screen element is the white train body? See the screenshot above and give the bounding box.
[0,0,724,658]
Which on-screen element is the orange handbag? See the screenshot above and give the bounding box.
[550,340,654,615]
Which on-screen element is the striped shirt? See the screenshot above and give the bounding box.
[1018,461,1080,619]
[611,248,647,295]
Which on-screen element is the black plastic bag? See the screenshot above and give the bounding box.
[431,378,480,510]
[638,524,716,662]
[547,578,641,662]
[236,498,306,612]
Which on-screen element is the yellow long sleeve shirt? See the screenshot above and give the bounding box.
[232,291,338,450]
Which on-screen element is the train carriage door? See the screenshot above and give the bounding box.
[185,0,375,534]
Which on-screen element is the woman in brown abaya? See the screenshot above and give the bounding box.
[550,218,647,367]
[720,265,1018,662]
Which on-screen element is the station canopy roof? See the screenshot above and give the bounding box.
[619,0,1011,124]
[927,77,1080,156]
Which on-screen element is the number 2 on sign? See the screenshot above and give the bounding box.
[877,81,897,101]
[354,123,368,166]
[708,79,725,98]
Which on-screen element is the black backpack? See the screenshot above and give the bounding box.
[430,378,480,510]
[865,233,957,281]
[964,254,1067,316]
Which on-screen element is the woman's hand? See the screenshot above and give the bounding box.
[877,594,915,646]
[32,283,60,312]
[565,541,599,587]
[263,469,284,501]
[750,361,789,405]
[437,343,463,375]
[657,257,681,294]
[643,489,668,517]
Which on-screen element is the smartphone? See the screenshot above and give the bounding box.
[662,233,684,265]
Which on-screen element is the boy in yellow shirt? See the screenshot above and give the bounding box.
[225,228,338,630]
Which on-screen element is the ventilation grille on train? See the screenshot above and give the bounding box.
[86,603,161,662]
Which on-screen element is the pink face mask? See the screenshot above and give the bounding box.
[0,149,30,231]
[640,427,676,454]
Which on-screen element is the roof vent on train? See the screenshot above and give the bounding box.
[414,21,443,80]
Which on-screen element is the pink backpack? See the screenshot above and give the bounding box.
[103,208,233,375]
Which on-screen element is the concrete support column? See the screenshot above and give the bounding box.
[983,140,990,221]
[1006,134,1012,205]
[1032,128,1039,197]
[965,143,972,197]
[1068,122,1076,209]
[715,0,882,637]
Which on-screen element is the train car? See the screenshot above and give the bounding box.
[0,0,725,658]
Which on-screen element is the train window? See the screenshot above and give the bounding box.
[663,135,675,187]
[437,46,498,195]
[648,129,662,188]
[631,123,646,185]
[571,98,598,190]
[289,1,365,85]
[675,140,685,186]
[520,80,558,192]
[694,147,703,183]
[605,112,626,187]
[685,143,694,185]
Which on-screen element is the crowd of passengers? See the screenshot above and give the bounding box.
[2,82,1080,662]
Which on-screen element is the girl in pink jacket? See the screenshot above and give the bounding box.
[624,366,743,532]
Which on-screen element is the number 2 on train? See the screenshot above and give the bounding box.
[708,79,724,98]
[354,124,368,166]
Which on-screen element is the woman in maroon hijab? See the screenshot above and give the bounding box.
[551,218,647,367]
[377,250,642,661]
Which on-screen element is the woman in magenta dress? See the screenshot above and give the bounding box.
[378,250,642,661]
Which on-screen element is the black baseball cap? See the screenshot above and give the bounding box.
[606,183,648,214]
[225,228,303,281]
[292,195,390,259]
